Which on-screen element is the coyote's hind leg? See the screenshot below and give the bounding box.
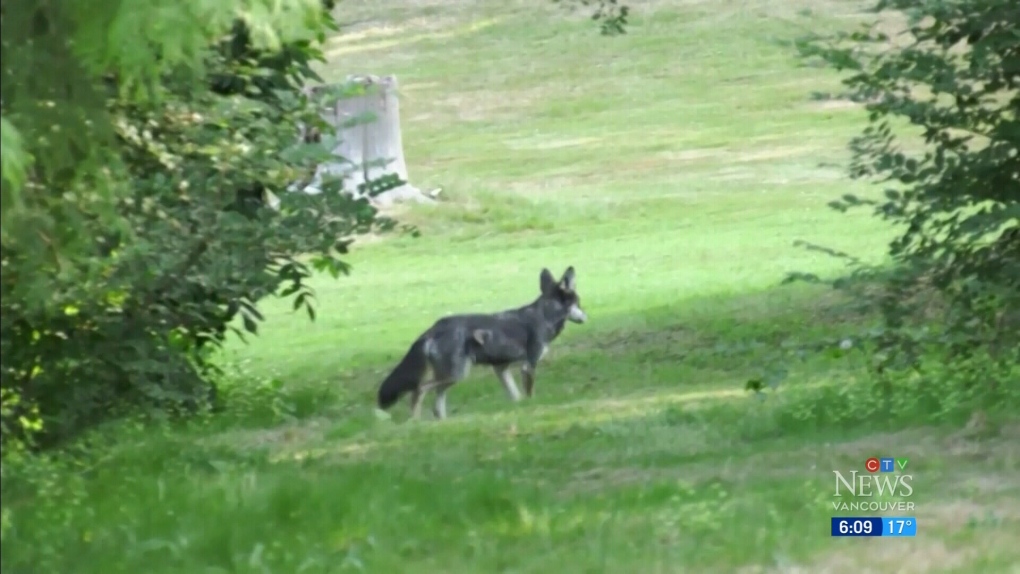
[410,380,440,419]
[432,381,456,420]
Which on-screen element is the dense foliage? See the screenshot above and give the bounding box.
[555,0,630,35]
[795,0,1019,406]
[0,0,394,448]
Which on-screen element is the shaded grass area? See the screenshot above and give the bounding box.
[4,1,1020,573]
[4,387,1019,573]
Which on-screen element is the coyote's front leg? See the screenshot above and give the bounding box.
[521,341,547,398]
[521,364,537,398]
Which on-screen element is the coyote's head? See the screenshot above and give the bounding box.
[539,266,587,324]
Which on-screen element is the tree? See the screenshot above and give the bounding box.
[1,0,333,282]
[0,0,391,448]
[796,0,1019,402]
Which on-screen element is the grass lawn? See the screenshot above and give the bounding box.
[3,0,1018,572]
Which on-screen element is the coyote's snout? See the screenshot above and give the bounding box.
[376,266,586,419]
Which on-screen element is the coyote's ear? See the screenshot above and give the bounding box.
[540,268,556,295]
[560,266,576,292]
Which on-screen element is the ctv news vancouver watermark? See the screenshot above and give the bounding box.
[832,456,915,512]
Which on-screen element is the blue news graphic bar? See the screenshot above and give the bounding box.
[831,517,918,537]
[882,516,918,537]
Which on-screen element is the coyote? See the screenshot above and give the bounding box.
[376,266,587,419]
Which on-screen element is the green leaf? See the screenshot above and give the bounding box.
[242,313,259,335]
[0,117,29,194]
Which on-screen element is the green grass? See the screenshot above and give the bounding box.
[4,1,1020,572]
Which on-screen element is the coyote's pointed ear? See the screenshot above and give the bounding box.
[540,268,556,295]
[560,266,576,292]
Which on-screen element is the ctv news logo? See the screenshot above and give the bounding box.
[832,457,915,512]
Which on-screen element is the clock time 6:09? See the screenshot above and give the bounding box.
[838,518,873,535]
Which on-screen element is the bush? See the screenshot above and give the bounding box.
[0,1,393,448]
[791,0,1019,408]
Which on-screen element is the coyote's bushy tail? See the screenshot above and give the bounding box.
[377,337,429,409]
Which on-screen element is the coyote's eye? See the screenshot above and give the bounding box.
[561,291,579,306]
